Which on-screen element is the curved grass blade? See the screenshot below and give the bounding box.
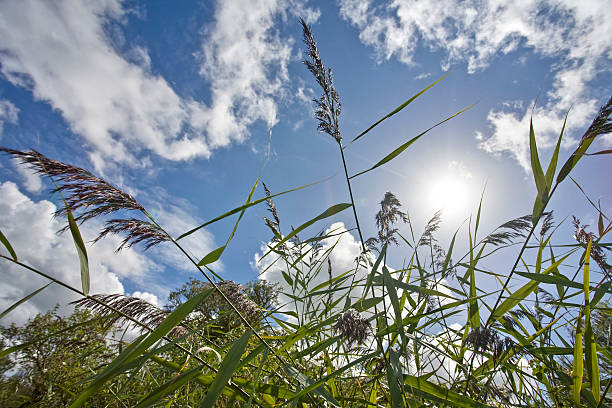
[544,111,567,189]
[351,73,449,143]
[0,282,51,321]
[0,228,17,261]
[491,251,572,322]
[68,210,89,295]
[350,105,473,179]
[199,174,260,265]
[199,329,252,407]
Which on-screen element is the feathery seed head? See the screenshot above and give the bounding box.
[334,308,370,346]
[301,18,342,144]
[217,280,261,321]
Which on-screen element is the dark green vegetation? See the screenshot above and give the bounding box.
[1,20,612,407]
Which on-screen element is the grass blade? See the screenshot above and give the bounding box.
[260,203,352,261]
[0,228,17,261]
[67,210,89,295]
[200,330,252,407]
[350,105,473,179]
[0,283,51,320]
[135,365,205,408]
[177,180,324,240]
[351,73,449,143]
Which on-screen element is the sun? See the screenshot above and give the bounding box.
[427,175,471,218]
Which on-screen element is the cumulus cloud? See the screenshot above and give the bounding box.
[0,0,313,171]
[339,0,612,170]
[0,100,18,137]
[0,181,158,325]
[11,158,43,193]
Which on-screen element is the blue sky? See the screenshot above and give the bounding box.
[0,0,610,324]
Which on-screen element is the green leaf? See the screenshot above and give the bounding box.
[67,210,89,295]
[573,311,584,405]
[200,330,252,407]
[491,252,572,321]
[583,239,600,404]
[71,289,213,408]
[529,118,546,194]
[515,272,582,289]
[261,203,352,260]
[351,73,449,143]
[135,365,205,408]
[0,283,51,321]
[198,245,226,266]
[0,228,17,261]
[403,375,492,408]
[544,111,567,189]
[557,136,596,185]
[350,105,473,179]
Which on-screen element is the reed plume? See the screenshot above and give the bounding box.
[301,18,342,144]
[0,147,169,251]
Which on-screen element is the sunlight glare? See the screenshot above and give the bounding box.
[427,176,470,218]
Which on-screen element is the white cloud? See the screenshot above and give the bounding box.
[414,72,431,80]
[0,100,19,137]
[0,0,314,171]
[11,158,43,193]
[338,0,612,171]
[0,181,158,325]
[131,291,160,307]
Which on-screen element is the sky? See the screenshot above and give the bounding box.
[0,0,610,326]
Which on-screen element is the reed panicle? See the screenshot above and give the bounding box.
[217,280,261,322]
[301,18,342,144]
[94,218,170,251]
[573,215,609,271]
[0,147,173,252]
[483,214,533,246]
[581,96,612,141]
[334,308,370,347]
[0,148,144,225]
[73,294,167,329]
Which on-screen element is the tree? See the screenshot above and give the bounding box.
[0,307,115,407]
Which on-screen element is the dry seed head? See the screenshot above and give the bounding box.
[0,148,144,228]
[334,308,370,346]
[218,280,261,321]
[94,218,170,251]
[301,18,342,144]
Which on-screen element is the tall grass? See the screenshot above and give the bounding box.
[1,19,611,407]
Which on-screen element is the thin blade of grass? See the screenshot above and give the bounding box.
[351,73,449,143]
[350,105,473,179]
[67,210,89,295]
[200,330,252,407]
[260,203,352,261]
[0,228,17,261]
[0,283,51,320]
[135,365,205,408]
